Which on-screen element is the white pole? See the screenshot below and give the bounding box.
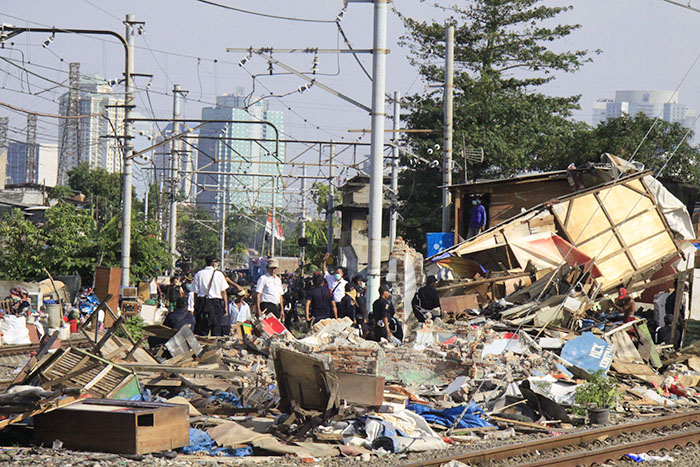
[168,84,181,273]
[271,176,277,257]
[120,14,135,287]
[366,0,388,311]
[441,24,454,233]
[389,91,400,253]
[301,165,307,262]
[326,141,335,255]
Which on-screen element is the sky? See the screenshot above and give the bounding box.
[2,0,700,207]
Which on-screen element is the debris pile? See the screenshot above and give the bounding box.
[1,154,700,463]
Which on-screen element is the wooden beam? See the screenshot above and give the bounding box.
[671,270,688,345]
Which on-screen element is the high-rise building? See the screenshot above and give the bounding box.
[5,141,58,186]
[57,74,125,184]
[592,90,696,130]
[196,93,285,214]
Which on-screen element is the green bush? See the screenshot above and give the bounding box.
[116,315,146,342]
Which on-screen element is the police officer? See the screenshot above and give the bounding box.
[371,284,403,343]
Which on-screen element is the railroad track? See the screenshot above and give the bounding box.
[402,410,700,466]
[0,336,90,357]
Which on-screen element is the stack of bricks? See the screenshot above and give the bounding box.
[319,346,385,375]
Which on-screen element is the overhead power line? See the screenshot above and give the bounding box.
[193,0,337,23]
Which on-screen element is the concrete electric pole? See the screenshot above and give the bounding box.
[168,84,183,274]
[441,24,455,233]
[366,0,389,310]
[389,91,400,253]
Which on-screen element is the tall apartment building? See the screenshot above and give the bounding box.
[5,141,59,186]
[592,90,696,129]
[196,93,285,214]
[57,74,125,185]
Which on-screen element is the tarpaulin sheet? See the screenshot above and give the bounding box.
[180,428,253,457]
[407,403,493,429]
[560,332,613,374]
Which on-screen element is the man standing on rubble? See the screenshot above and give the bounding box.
[412,275,442,322]
[305,272,337,325]
[372,284,403,343]
[352,275,368,323]
[467,198,487,238]
[255,258,285,321]
[322,253,347,305]
[193,256,229,336]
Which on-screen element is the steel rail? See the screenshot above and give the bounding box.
[524,426,700,466]
[401,411,700,466]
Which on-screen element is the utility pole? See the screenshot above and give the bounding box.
[326,141,335,255]
[270,176,277,257]
[389,91,400,253]
[25,114,37,184]
[219,193,226,267]
[168,84,184,273]
[300,164,307,263]
[120,14,137,288]
[366,0,389,310]
[442,24,455,233]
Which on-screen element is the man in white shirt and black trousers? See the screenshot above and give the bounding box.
[193,255,229,336]
[256,258,284,321]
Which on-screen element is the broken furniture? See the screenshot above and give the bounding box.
[33,399,189,454]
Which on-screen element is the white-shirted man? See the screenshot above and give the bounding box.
[255,258,284,321]
[192,255,229,336]
[322,253,347,305]
[229,289,252,323]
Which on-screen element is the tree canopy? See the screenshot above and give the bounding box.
[396,0,598,248]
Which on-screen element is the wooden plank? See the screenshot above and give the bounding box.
[121,363,252,377]
[594,192,639,270]
[672,271,688,345]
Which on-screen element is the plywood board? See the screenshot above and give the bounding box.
[439,294,480,315]
[552,177,677,290]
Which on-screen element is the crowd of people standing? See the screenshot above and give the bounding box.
[157,252,411,343]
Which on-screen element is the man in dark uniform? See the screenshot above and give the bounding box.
[163,296,196,331]
[305,273,337,325]
[352,275,367,324]
[412,275,441,323]
[371,284,403,343]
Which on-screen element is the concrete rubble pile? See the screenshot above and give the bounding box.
[2,154,700,463]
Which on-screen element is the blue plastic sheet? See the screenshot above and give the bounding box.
[208,391,242,408]
[180,428,253,457]
[407,403,493,429]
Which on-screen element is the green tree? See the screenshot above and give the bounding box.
[0,209,45,280]
[42,203,98,276]
[536,114,700,183]
[396,0,597,247]
[67,163,123,227]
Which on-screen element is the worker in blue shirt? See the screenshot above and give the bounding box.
[468,198,487,239]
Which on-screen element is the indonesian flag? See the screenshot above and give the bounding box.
[265,212,285,241]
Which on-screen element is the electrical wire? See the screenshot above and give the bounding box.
[193,0,337,23]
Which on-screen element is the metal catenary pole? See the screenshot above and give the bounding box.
[168,84,183,273]
[326,141,335,255]
[366,0,389,310]
[389,91,400,253]
[120,14,137,287]
[441,24,454,233]
[301,164,307,263]
[271,176,277,257]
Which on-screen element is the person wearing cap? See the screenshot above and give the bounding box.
[467,198,487,239]
[255,258,285,321]
[193,255,229,336]
[229,289,252,324]
[412,275,442,323]
[163,296,196,332]
[352,275,367,323]
[371,284,403,343]
[322,253,348,304]
[305,272,337,324]
[338,282,359,323]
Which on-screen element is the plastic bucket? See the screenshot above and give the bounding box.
[589,408,610,425]
[46,304,62,329]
